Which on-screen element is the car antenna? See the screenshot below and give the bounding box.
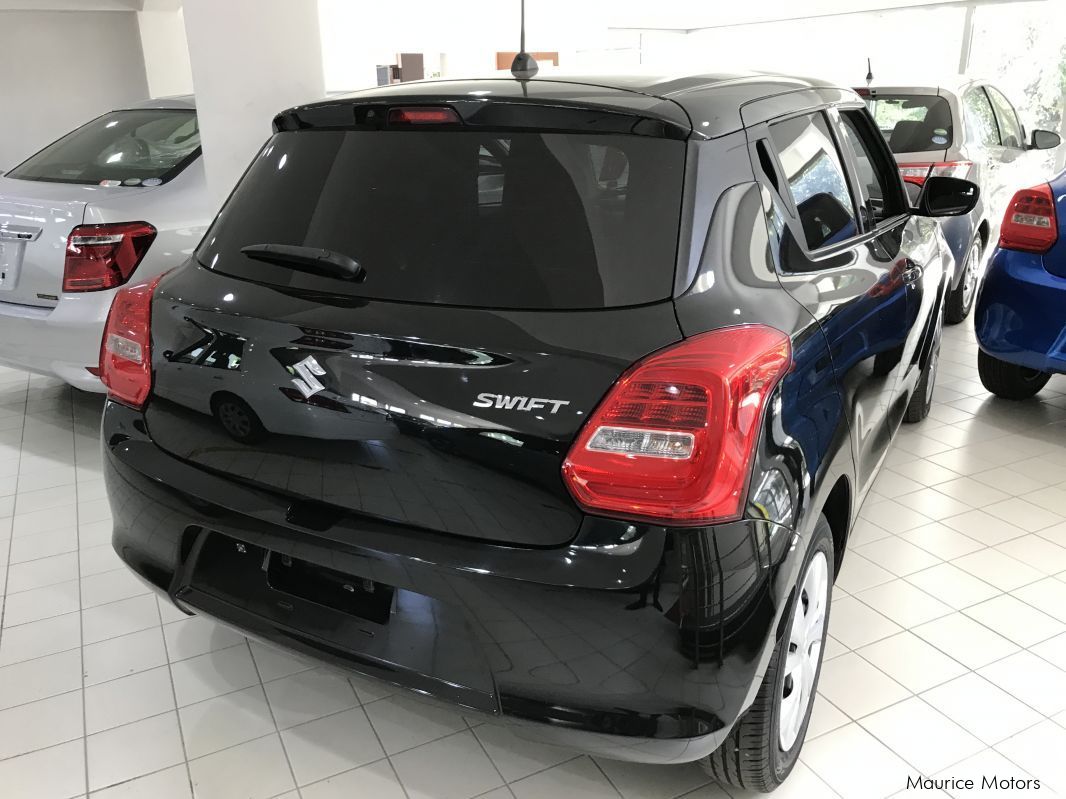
[866,58,874,87]
[510,0,539,80]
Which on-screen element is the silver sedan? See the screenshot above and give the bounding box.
[0,95,210,390]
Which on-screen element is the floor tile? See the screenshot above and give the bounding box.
[263,667,359,729]
[510,756,620,799]
[0,611,81,666]
[807,693,850,739]
[801,723,911,799]
[912,613,1020,669]
[922,673,1042,745]
[301,760,406,799]
[855,579,953,627]
[978,651,1066,716]
[81,594,159,645]
[0,690,84,760]
[5,551,78,593]
[391,730,503,799]
[89,764,192,799]
[995,720,1066,794]
[0,647,81,710]
[856,632,967,694]
[854,536,940,576]
[816,652,910,719]
[169,643,259,707]
[248,640,316,683]
[0,740,86,799]
[859,697,983,774]
[280,707,384,785]
[962,594,1064,647]
[995,533,1066,575]
[935,748,1039,799]
[941,509,1029,546]
[86,711,186,791]
[363,693,467,755]
[899,522,984,560]
[162,616,245,662]
[178,684,277,759]
[905,563,1000,610]
[82,627,168,686]
[2,578,79,627]
[80,569,149,609]
[474,724,576,783]
[951,549,1043,592]
[84,665,176,734]
[834,552,895,594]
[188,733,295,799]
[982,497,1063,533]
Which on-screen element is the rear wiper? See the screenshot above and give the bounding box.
[240,243,364,282]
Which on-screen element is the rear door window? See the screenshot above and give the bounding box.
[197,130,686,310]
[769,112,858,250]
[963,89,1000,147]
[986,87,1024,148]
[865,94,953,153]
[7,109,200,186]
[836,110,906,228]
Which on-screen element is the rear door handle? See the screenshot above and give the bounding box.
[902,265,923,285]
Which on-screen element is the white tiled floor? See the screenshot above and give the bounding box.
[1,320,1066,798]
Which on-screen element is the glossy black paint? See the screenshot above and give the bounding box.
[104,72,952,763]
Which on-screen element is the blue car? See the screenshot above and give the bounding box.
[975,170,1066,398]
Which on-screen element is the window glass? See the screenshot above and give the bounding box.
[838,110,902,227]
[865,94,954,153]
[963,89,1000,147]
[197,130,685,310]
[986,87,1024,148]
[769,113,858,250]
[7,109,200,186]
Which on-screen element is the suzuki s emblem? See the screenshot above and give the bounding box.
[473,393,570,414]
[291,355,327,398]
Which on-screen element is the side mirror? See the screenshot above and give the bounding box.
[1030,129,1062,150]
[916,176,980,218]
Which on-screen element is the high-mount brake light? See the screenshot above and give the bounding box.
[561,325,792,527]
[64,221,156,292]
[998,183,1058,254]
[387,106,462,125]
[99,273,165,409]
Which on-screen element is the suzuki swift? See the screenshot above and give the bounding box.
[102,72,976,791]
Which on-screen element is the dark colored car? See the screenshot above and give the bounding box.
[101,73,976,791]
[976,170,1066,399]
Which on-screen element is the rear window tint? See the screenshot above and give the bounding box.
[865,94,954,153]
[196,129,686,310]
[7,109,200,186]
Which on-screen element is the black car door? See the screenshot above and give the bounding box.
[748,104,944,500]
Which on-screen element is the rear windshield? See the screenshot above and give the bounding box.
[865,94,954,154]
[7,109,200,186]
[196,129,686,310]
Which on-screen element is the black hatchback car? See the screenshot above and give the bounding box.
[101,72,976,791]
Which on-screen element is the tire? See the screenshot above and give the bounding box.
[701,516,834,792]
[945,237,982,325]
[904,340,939,423]
[211,393,267,444]
[978,350,1051,400]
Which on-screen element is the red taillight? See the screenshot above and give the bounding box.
[999,183,1059,254]
[561,325,792,527]
[897,161,972,187]
[64,222,156,293]
[387,106,462,125]
[99,274,163,409]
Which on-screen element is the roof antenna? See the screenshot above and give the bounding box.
[510,0,539,80]
[866,58,874,87]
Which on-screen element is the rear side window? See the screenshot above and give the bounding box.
[769,112,858,250]
[865,94,953,153]
[963,89,1000,147]
[197,130,686,310]
[986,87,1024,148]
[7,109,200,186]
[837,110,906,227]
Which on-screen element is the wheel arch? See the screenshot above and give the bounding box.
[820,475,851,574]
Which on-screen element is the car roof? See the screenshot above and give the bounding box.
[861,75,994,98]
[297,71,856,139]
[119,95,196,111]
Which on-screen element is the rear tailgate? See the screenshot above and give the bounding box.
[146,266,683,546]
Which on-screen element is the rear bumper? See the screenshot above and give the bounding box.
[975,249,1066,375]
[0,291,113,390]
[103,401,800,764]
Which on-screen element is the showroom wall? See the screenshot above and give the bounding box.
[137,7,193,98]
[0,10,149,171]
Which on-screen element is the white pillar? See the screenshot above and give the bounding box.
[182,0,325,210]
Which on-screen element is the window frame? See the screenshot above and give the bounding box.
[962,87,1001,148]
[751,103,910,273]
[830,105,910,231]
